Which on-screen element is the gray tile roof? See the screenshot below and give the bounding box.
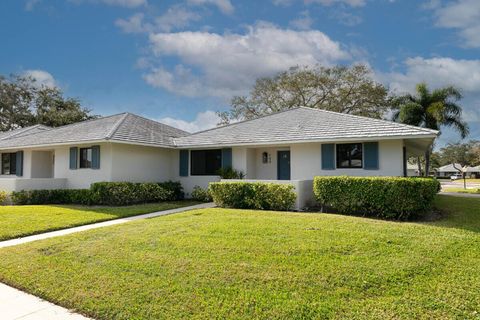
[174,107,438,147]
[438,163,480,172]
[0,125,51,141]
[0,113,189,149]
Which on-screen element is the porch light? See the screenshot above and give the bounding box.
[262,152,268,164]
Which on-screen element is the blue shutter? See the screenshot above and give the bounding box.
[179,150,189,177]
[15,151,23,177]
[91,145,100,169]
[69,147,78,170]
[221,148,232,169]
[364,142,379,170]
[321,144,335,170]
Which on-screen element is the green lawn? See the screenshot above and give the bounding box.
[0,195,479,319]
[442,187,480,194]
[0,201,199,241]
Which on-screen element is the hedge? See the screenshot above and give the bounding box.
[209,182,296,211]
[190,186,212,202]
[11,181,184,206]
[313,176,441,220]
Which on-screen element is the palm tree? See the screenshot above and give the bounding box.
[392,83,469,176]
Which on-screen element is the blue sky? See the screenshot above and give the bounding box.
[1,0,479,145]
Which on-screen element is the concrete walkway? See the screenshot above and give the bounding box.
[0,202,215,320]
[0,202,215,249]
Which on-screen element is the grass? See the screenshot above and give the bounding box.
[0,195,479,319]
[442,187,480,194]
[0,201,199,241]
[452,178,480,184]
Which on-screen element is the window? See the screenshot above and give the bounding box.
[1,153,16,175]
[79,148,93,168]
[336,143,363,168]
[191,149,222,175]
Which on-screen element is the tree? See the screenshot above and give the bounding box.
[392,83,469,176]
[218,64,393,124]
[440,142,477,189]
[0,74,95,130]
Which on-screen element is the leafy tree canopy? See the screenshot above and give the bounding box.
[218,64,393,124]
[0,74,96,131]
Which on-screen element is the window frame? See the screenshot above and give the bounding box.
[190,149,222,176]
[79,147,93,169]
[335,143,363,169]
[1,153,17,175]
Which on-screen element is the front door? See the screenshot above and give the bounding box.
[277,151,291,180]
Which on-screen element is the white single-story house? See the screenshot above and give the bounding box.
[436,163,480,178]
[0,107,438,209]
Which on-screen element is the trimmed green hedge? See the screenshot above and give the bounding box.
[313,176,441,220]
[11,181,184,206]
[191,186,212,202]
[209,182,296,211]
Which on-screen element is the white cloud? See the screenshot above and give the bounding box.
[115,13,146,33]
[429,0,480,47]
[144,23,350,98]
[159,110,220,133]
[116,6,201,34]
[331,10,362,26]
[187,0,234,14]
[289,11,314,30]
[273,0,366,6]
[69,0,146,8]
[25,0,41,11]
[23,70,56,88]
[381,57,480,94]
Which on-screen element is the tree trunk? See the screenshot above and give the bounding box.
[424,149,431,177]
[417,156,422,176]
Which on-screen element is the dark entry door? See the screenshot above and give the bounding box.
[277,151,291,180]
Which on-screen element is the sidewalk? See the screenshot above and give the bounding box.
[0,202,215,319]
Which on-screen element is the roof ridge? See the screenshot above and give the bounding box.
[299,107,439,134]
[182,107,302,137]
[106,112,130,139]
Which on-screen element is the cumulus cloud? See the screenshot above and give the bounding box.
[187,0,234,14]
[289,11,314,30]
[23,70,57,88]
[25,0,41,11]
[428,0,480,47]
[274,0,366,7]
[69,0,146,8]
[159,110,220,133]
[144,23,350,98]
[381,57,480,94]
[115,13,146,33]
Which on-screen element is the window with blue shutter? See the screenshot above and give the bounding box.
[321,144,335,170]
[179,150,189,177]
[221,148,232,169]
[364,142,379,170]
[69,147,78,170]
[91,145,100,169]
[15,151,23,177]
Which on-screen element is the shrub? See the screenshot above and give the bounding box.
[0,190,8,204]
[209,182,296,211]
[158,181,184,200]
[191,186,212,202]
[216,167,245,179]
[90,182,171,206]
[313,176,441,220]
[11,189,94,205]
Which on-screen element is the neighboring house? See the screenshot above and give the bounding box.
[406,162,420,177]
[0,107,438,209]
[436,163,480,178]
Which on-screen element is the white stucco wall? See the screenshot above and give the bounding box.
[290,140,404,179]
[53,143,113,189]
[110,143,174,183]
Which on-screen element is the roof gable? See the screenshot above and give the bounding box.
[174,107,438,147]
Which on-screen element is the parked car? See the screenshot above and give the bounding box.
[450,173,463,180]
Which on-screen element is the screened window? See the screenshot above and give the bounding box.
[1,153,16,175]
[336,143,363,168]
[191,149,222,175]
[79,148,93,169]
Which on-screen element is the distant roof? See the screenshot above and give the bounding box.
[174,107,438,147]
[0,125,51,141]
[438,163,480,172]
[0,113,188,149]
